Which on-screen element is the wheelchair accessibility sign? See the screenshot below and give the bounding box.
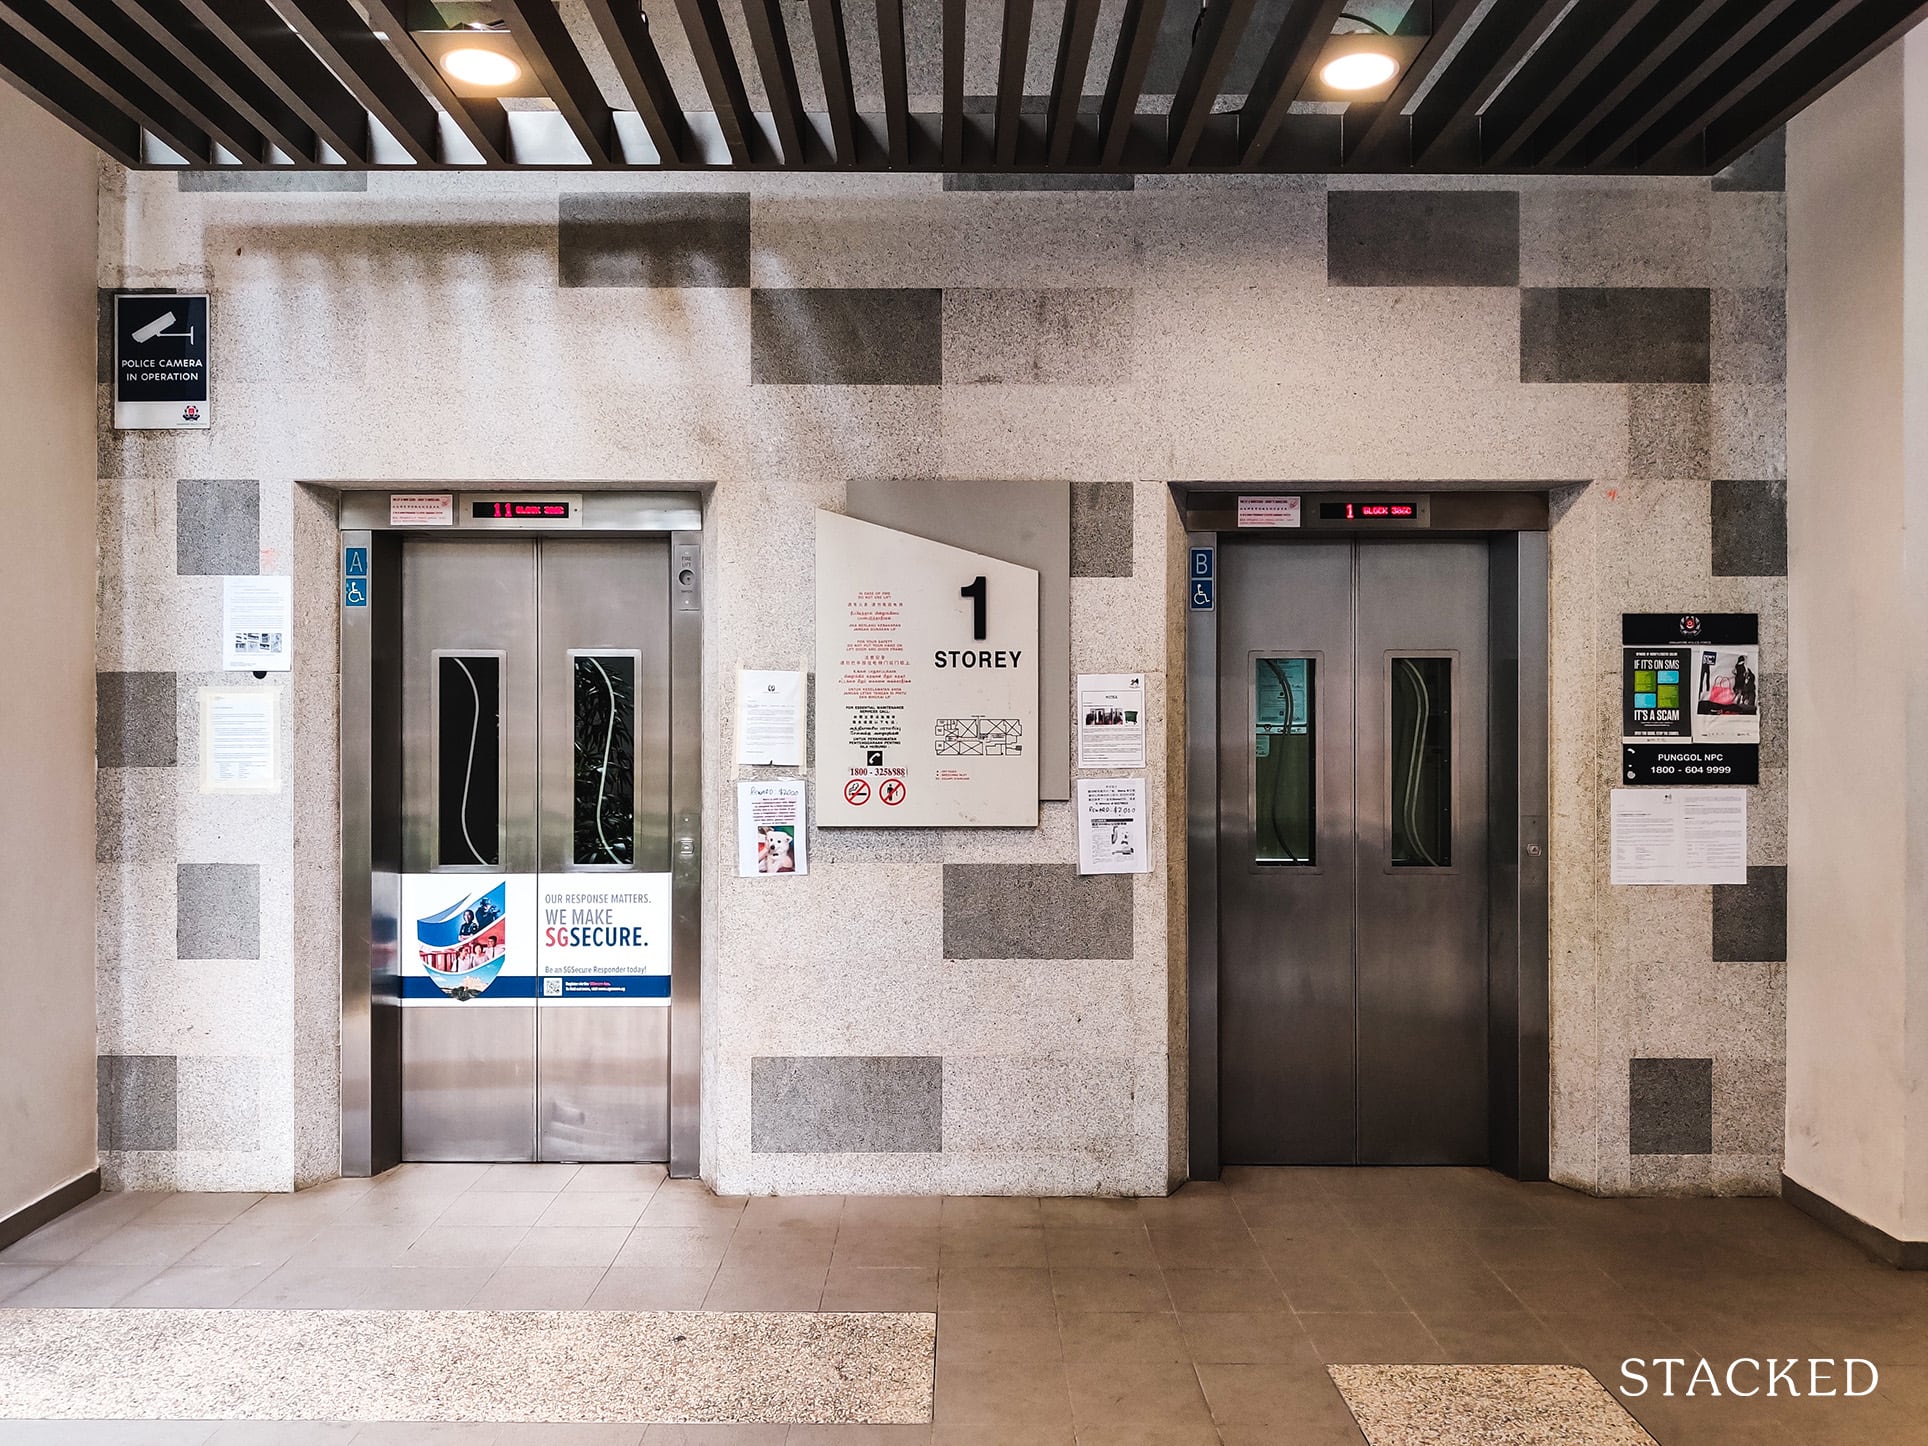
[343,547,369,608]
[1188,547,1214,611]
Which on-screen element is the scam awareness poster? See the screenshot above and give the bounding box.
[813,510,1040,827]
[536,874,672,1004]
[399,874,538,1005]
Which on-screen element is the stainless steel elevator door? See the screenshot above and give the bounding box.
[1217,538,1490,1165]
[399,536,671,1163]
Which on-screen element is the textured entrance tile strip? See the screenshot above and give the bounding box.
[0,1309,935,1424]
[1327,1364,1657,1446]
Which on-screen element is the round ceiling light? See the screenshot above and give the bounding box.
[441,46,521,87]
[1320,50,1398,91]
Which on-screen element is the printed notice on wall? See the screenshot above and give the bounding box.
[198,687,279,793]
[1620,615,1761,785]
[814,510,1040,828]
[737,669,805,766]
[389,493,454,527]
[222,575,292,672]
[536,874,672,1004]
[1237,496,1301,529]
[1076,674,1147,769]
[1077,777,1150,875]
[1610,788,1747,885]
[737,779,808,877]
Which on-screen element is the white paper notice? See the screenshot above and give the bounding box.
[1076,673,1147,769]
[1610,788,1747,885]
[1237,496,1301,529]
[389,493,453,527]
[737,779,809,877]
[737,669,805,766]
[222,575,292,672]
[199,687,278,793]
[1077,776,1149,875]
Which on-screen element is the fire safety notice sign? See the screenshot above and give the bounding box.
[815,510,1040,828]
[114,293,210,430]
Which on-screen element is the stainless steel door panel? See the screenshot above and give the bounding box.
[536,539,673,1163]
[1355,541,1490,1164]
[401,538,538,1162]
[1216,539,1355,1164]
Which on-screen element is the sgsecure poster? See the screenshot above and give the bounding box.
[536,874,672,1004]
[399,874,538,1005]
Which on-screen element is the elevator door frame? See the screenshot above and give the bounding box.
[1179,487,1550,1182]
[338,489,705,1179]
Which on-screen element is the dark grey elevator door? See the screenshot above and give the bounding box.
[1217,538,1490,1165]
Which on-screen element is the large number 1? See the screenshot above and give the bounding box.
[961,576,987,641]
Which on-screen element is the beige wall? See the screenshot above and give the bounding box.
[1786,34,1928,1239]
[0,87,100,1220]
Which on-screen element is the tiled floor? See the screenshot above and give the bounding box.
[2,1164,1926,1444]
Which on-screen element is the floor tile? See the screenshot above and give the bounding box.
[117,1261,277,1306]
[0,1262,53,1300]
[702,1263,827,1309]
[821,1265,939,1311]
[501,1227,630,1269]
[833,1227,939,1269]
[1177,1311,1313,1364]
[586,1265,718,1309]
[842,1197,944,1229]
[1049,1267,1171,1313]
[1297,1310,1445,1365]
[1063,1358,1212,1427]
[939,1265,1055,1311]
[1057,1310,1189,1363]
[614,1226,737,1270]
[739,1195,845,1230]
[562,1164,668,1194]
[1195,1359,1360,1430]
[934,1354,1073,1426]
[5,1261,162,1305]
[356,1265,496,1307]
[1162,1268,1286,1313]
[470,1163,582,1192]
[399,1226,530,1270]
[1041,1228,1155,1269]
[468,1265,607,1308]
[935,1309,1063,1361]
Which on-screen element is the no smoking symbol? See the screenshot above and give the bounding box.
[879,779,906,806]
[843,778,871,806]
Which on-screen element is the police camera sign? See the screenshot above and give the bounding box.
[815,510,1040,828]
[114,293,210,430]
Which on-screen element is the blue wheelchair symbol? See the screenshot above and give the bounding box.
[344,576,368,608]
[1190,578,1214,611]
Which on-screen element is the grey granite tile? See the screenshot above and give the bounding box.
[1712,1055,1785,1156]
[176,863,261,961]
[1328,1364,1652,1444]
[1327,189,1520,287]
[945,173,1135,191]
[1520,288,1710,384]
[1626,385,1709,479]
[176,1056,262,1152]
[1628,1057,1713,1157]
[942,864,1132,960]
[99,1054,179,1152]
[1070,480,1133,578]
[176,479,260,576]
[751,289,943,385]
[1710,479,1786,576]
[942,288,1133,385]
[1759,670,1787,771]
[750,1056,943,1154]
[1711,288,1785,383]
[178,171,369,192]
[1713,128,1786,192]
[97,671,177,768]
[1713,864,1786,962]
[559,192,751,289]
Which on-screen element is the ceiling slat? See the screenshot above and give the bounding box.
[941,0,965,166]
[0,16,143,164]
[1,0,212,160]
[878,0,910,166]
[177,0,371,164]
[44,0,268,161]
[1340,0,1486,167]
[1521,0,1727,168]
[741,0,809,165]
[1045,0,1100,167]
[1632,0,1859,164]
[268,0,438,163]
[1580,0,1801,167]
[1481,0,1668,168]
[667,0,755,164]
[108,0,315,162]
[806,0,857,165]
[1705,0,1928,168]
[1167,0,1260,167]
[493,0,616,164]
[1407,0,1568,165]
[358,0,509,166]
[1096,0,1163,168]
[1237,0,1348,169]
[993,0,1032,167]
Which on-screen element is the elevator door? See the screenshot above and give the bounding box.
[1217,538,1490,1165]
[400,536,671,1163]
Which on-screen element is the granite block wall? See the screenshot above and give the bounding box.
[92,137,1788,1196]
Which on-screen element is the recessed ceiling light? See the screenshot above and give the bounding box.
[441,46,521,88]
[1320,50,1398,92]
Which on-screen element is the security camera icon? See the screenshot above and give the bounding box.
[130,310,195,346]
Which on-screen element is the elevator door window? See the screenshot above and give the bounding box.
[435,653,502,868]
[1252,656,1316,866]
